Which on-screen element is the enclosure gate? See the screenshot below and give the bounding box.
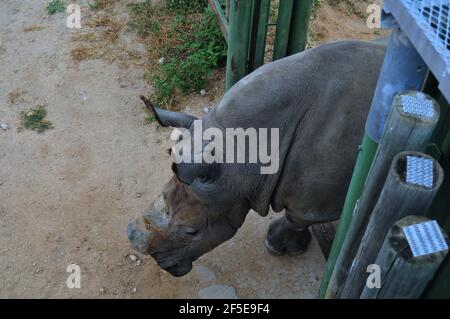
[320,0,450,299]
[208,0,313,90]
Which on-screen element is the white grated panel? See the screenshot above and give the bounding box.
[401,93,435,117]
[401,0,450,71]
[406,156,434,188]
[403,220,448,257]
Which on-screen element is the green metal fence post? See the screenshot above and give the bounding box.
[287,0,313,54]
[318,133,378,297]
[226,0,253,90]
[208,0,230,42]
[423,87,450,298]
[272,0,294,61]
[321,28,428,298]
[248,0,271,72]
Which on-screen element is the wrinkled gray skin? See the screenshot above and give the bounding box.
[128,40,387,277]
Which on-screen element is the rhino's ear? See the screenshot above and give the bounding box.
[140,96,197,129]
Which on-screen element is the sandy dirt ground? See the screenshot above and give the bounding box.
[0,0,382,298]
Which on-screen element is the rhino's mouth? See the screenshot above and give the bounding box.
[163,261,193,277]
[152,251,194,277]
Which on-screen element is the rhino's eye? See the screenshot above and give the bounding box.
[198,173,208,183]
[181,226,200,237]
[185,230,199,236]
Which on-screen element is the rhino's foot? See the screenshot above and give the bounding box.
[265,216,311,256]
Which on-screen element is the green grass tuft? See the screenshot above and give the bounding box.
[88,0,102,10]
[47,0,66,15]
[128,0,226,108]
[19,106,54,133]
[166,0,207,13]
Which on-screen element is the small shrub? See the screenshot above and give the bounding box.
[47,0,66,15]
[19,106,53,133]
[128,1,227,108]
[313,0,322,13]
[88,0,117,10]
[153,9,226,105]
[88,0,102,10]
[166,0,207,13]
[128,1,162,37]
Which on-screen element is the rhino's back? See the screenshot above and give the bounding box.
[270,40,386,221]
[214,40,386,131]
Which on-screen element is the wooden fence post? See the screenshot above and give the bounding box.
[341,151,444,298]
[361,216,449,299]
[323,29,429,298]
[327,91,440,298]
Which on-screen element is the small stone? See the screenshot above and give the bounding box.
[158,57,165,64]
[59,176,65,180]
[26,111,34,117]
[199,285,237,299]
[79,91,88,102]
[0,122,9,131]
[132,287,137,293]
[136,260,141,266]
[136,193,141,198]
[195,265,216,282]
[202,107,210,113]
[129,254,138,262]
[32,262,37,267]
[99,288,105,294]
[200,89,207,96]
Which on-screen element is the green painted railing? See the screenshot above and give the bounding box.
[208,0,313,91]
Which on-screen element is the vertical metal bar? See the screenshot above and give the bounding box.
[287,0,313,55]
[225,0,253,90]
[322,28,428,299]
[208,0,230,42]
[272,0,294,61]
[421,37,450,300]
[318,133,378,297]
[248,0,271,72]
[426,79,450,232]
[424,156,450,298]
[424,252,450,298]
[365,28,428,144]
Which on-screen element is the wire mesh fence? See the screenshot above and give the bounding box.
[401,0,450,71]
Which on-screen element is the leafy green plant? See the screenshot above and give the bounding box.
[313,0,322,12]
[19,106,54,133]
[88,0,117,10]
[128,1,226,108]
[46,0,66,15]
[166,0,207,13]
[88,0,101,10]
[153,9,226,105]
[127,0,162,37]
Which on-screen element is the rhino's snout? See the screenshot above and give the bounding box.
[127,219,153,255]
[127,194,171,255]
[145,194,170,228]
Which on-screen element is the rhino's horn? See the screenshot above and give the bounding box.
[140,96,197,129]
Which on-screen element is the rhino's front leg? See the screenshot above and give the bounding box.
[265,212,312,256]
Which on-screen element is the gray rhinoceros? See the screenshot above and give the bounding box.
[127,39,387,277]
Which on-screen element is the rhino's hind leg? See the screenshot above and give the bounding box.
[265,213,312,256]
